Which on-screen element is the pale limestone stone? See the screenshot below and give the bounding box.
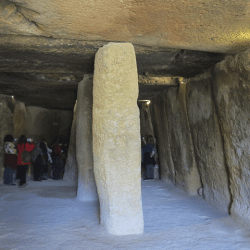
[76,75,98,201]
[139,102,155,142]
[152,83,201,195]
[186,72,231,212]
[13,101,27,139]
[151,96,175,183]
[93,42,144,235]
[1,0,250,53]
[212,49,250,228]
[0,95,14,182]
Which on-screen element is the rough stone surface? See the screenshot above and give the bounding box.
[139,102,155,142]
[13,101,27,139]
[93,43,144,235]
[186,72,231,212]
[138,76,179,100]
[25,106,72,145]
[1,1,249,53]
[154,84,201,195]
[76,75,98,201]
[0,36,225,76]
[212,49,250,227]
[64,102,78,186]
[0,72,80,110]
[151,93,176,183]
[0,95,14,182]
[143,50,250,226]
[0,35,225,109]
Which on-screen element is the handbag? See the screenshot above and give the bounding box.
[21,144,31,164]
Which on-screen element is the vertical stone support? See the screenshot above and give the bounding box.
[151,94,176,183]
[155,83,201,195]
[186,73,231,212]
[76,75,98,201]
[93,43,144,235]
[64,102,78,186]
[212,49,250,227]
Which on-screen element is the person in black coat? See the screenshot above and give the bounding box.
[142,135,157,180]
[31,142,47,181]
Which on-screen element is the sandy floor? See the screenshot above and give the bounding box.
[0,179,250,250]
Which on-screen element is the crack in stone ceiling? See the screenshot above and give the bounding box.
[0,0,44,36]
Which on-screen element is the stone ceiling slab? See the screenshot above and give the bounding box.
[0,36,225,109]
[0,35,225,77]
[1,0,250,53]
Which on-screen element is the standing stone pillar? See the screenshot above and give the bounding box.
[64,102,78,186]
[93,43,144,235]
[76,75,98,201]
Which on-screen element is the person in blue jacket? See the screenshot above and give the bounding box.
[142,135,157,180]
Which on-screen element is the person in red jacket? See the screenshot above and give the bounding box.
[16,135,35,187]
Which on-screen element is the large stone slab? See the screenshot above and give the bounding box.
[0,95,14,182]
[64,102,78,186]
[1,1,250,53]
[93,42,144,235]
[76,75,98,201]
[151,91,176,183]
[186,72,231,212]
[139,102,155,142]
[25,106,72,144]
[161,84,201,195]
[212,49,250,227]
[13,101,27,139]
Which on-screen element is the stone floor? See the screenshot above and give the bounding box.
[0,179,249,250]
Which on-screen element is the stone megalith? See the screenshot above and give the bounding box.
[93,42,144,235]
[0,95,14,182]
[76,75,98,201]
[64,102,78,186]
[212,49,250,228]
[158,83,201,195]
[186,72,231,212]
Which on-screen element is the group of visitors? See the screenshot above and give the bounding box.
[3,134,67,187]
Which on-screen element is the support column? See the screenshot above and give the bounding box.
[64,102,78,186]
[93,42,144,235]
[76,75,98,201]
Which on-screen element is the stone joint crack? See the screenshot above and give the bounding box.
[7,0,42,30]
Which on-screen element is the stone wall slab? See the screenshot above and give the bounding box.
[186,72,231,212]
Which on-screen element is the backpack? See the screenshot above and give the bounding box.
[35,154,46,166]
[21,144,31,164]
